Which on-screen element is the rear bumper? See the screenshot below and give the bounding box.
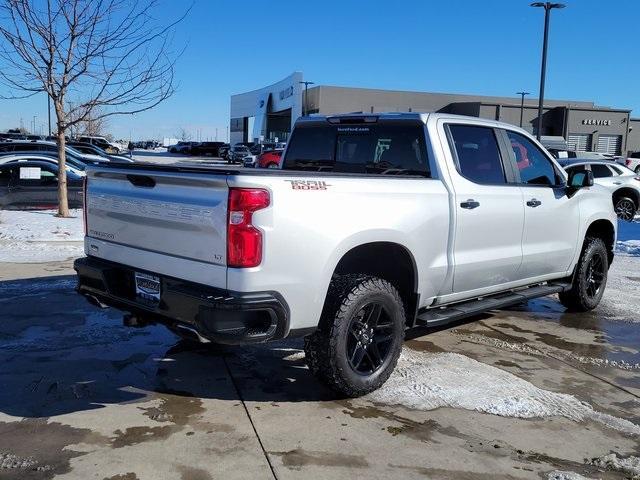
[74,256,291,344]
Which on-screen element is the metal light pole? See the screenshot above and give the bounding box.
[531,2,565,140]
[516,92,530,127]
[299,81,315,117]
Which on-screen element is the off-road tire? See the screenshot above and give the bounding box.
[559,237,608,312]
[304,275,405,397]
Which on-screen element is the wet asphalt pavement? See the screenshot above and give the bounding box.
[0,258,639,479]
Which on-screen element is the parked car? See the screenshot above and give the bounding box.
[0,154,86,175]
[624,152,640,174]
[77,136,123,154]
[66,141,134,163]
[242,154,258,168]
[76,112,616,397]
[190,141,225,157]
[228,144,251,164]
[560,159,640,221]
[257,149,284,169]
[0,160,84,209]
[167,141,193,154]
[0,141,119,165]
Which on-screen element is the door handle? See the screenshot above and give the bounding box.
[526,198,542,208]
[460,199,480,209]
[613,182,622,185]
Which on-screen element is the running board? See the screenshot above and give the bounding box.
[415,283,568,327]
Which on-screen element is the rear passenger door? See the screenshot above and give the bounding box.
[504,130,580,279]
[445,123,525,294]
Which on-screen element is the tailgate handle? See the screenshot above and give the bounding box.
[127,174,156,188]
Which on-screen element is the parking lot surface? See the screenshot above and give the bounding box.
[1,255,639,480]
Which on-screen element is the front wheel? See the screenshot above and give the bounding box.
[304,275,405,397]
[559,237,608,312]
[614,196,637,221]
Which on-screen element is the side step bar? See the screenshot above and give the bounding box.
[415,283,569,328]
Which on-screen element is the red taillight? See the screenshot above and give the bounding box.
[82,176,88,235]
[227,188,270,267]
[627,159,632,166]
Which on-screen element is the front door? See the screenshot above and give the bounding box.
[12,164,59,208]
[505,130,580,279]
[446,123,524,294]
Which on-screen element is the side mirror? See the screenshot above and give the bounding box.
[567,169,594,189]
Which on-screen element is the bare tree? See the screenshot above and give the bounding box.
[69,107,109,138]
[0,0,188,216]
[176,127,191,142]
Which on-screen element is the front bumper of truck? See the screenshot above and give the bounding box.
[74,256,291,344]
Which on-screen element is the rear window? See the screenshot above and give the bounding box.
[283,122,430,176]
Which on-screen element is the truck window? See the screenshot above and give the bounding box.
[283,123,430,176]
[283,125,337,171]
[506,131,563,186]
[448,125,506,184]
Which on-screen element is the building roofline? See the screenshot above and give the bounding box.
[310,84,601,108]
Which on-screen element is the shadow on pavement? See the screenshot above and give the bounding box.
[0,275,337,420]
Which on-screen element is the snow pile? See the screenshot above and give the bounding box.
[616,219,640,257]
[587,453,640,478]
[369,349,640,435]
[0,209,83,242]
[0,209,84,263]
[547,471,594,480]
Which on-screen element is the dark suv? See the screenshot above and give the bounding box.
[190,141,225,156]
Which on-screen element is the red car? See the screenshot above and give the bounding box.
[257,149,283,169]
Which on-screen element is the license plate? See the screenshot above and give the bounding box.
[134,272,161,303]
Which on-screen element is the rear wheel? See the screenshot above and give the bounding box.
[304,275,405,397]
[614,196,637,221]
[559,237,608,312]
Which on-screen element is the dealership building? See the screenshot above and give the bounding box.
[230,72,636,155]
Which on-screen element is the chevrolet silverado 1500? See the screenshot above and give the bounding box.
[75,113,616,396]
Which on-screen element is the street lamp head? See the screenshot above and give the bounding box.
[531,2,566,8]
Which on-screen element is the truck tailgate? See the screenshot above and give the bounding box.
[85,166,228,284]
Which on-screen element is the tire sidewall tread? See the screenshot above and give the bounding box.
[305,275,405,397]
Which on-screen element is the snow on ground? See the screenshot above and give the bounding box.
[0,209,83,263]
[587,453,640,477]
[616,218,640,256]
[547,471,594,480]
[369,348,640,436]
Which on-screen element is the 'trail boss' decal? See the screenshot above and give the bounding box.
[285,180,331,190]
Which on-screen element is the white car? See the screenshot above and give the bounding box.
[624,152,640,174]
[76,113,616,397]
[562,159,640,221]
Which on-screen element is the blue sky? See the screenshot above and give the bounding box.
[1,0,638,140]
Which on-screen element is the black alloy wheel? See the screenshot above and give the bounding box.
[347,302,395,375]
[584,252,605,299]
[614,197,636,221]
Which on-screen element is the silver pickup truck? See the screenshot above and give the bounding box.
[75,113,617,396]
